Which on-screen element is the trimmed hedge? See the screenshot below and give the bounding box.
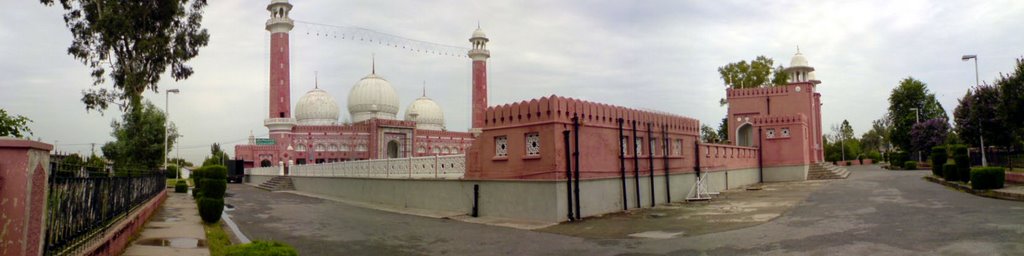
[192,167,206,199]
[202,178,227,199]
[891,151,908,167]
[952,145,970,182]
[943,163,958,181]
[174,180,188,193]
[204,165,228,179]
[224,240,299,256]
[931,146,947,177]
[970,167,1005,190]
[904,161,918,170]
[198,197,224,223]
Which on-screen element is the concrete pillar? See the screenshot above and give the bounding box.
[0,137,52,256]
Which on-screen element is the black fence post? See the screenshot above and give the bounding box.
[563,129,574,221]
[472,184,479,217]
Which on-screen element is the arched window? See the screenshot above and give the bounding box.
[737,123,754,147]
[315,144,327,152]
[387,140,400,158]
[260,159,272,167]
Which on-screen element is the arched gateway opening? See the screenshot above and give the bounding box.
[387,140,400,158]
[737,123,754,147]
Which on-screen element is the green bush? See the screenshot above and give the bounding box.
[198,197,224,223]
[192,167,206,199]
[165,165,181,179]
[890,151,908,168]
[930,146,947,177]
[952,145,970,182]
[224,240,299,256]
[174,180,188,193]
[202,178,227,199]
[866,151,882,162]
[903,161,917,170]
[205,165,228,179]
[970,167,1005,190]
[943,163,958,181]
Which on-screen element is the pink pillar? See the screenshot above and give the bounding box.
[0,138,52,256]
[472,60,488,129]
[269,32,291,119]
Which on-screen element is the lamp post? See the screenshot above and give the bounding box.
[962,54,988,167]
[910,107,921,162]
[163,88,180,175]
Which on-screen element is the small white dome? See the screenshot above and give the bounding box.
[348,73,400,123]
[790,52,810,67]
[471,27,487,39]
[807,71,817,81]
[405,96,445,131]
[295,88,340,125]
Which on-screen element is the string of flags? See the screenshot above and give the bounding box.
[294,20,470,58]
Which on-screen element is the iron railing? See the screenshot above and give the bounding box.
[43,172,165,255]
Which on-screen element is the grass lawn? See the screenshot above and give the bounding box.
[204,221,231,256]
[165,179,182,188]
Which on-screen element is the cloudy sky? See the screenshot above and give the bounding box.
[2,0,1022,164]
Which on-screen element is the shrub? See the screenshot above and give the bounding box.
[205,165,228,179]
[970,167,1005,190]
[192,167,206,199]
[890,151,908,168]
[165,165,180,179]
[903,161,917,170]
[952,145,970,182]
[202,178,227,199]
[930,146,947,177]
[174,180,188,193]
[198,197,224,223]
[943,163,958,181]
[866,151,882,162]
[224,240,299,256]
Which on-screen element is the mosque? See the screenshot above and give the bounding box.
[233,0,478,168]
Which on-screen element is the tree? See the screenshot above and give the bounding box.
[102,101,178,174]
[887,77,947,151]
[997,58,1024,143]
[168,157,194,167]
[0,109,33,138]
[41,0,210,113]
[701,125,721,143]
[203,143,230,167]
[909,118,949,157]
[716,117,729,143]
[839,120,854,142]
[954,84,1012,148]
[718,56,790,105]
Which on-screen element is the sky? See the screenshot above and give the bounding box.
[2,0,1022,164]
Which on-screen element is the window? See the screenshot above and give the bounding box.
[296,144,306,151]
[417,146,426,154]
[621,136,629,156]
[495,136,508,157]
[766,128,776,139]
[432,146,440,154]
[329,144,338,151]
[525,133,540,156]
[315,144,326,152]
[635,137,643,156]
[781,127,791,137]
[674,139,683,156]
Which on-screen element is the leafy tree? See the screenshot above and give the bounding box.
[954,84,1011,148]
[203,143,231,167]
[860,129,882,155]
[701,125,721,143]
[909,118,949,158]
[997,58,1024,143]
[41,0,210,113]
[716,117,729,143]
[168,157,194,167]
[0,109,33,138]
[887,77,947,151]
[718,56,790,105]
[839,120,854,141]
[102,101,178,174]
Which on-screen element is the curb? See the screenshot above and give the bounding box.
[923,176,1024,202]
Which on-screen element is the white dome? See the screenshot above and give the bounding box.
[471,27,487,39]
[348,73,400,123]
[790,52,810,67]
[808,71,817,81]
[405,96,445,131]
[295,88,340,125]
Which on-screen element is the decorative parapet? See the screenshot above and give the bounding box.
[751,114,807,126]
[247,154,466,179]
[264,118,296,132]
[483,95,700,135]
[698,143,759,171]
[726,86,791,98]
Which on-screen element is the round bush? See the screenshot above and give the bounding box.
[952,145,970,182]
[970,167,1005,190]
[202,178,227,199]
[174,180,188,193]
[204,165,228,179]
[943,163,958,181]
[192,167,206,198]
[198,197,224,223]
[930,146,947,177]
[224,240,299,256]
[903,161,918,170]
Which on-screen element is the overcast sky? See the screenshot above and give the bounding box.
[2,0,1022,164]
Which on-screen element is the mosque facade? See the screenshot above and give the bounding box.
[234,0,476,168]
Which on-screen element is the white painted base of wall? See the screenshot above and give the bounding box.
[762,165,808,182]
[245,168,762,223]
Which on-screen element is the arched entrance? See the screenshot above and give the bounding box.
[387,140,400,158]
[260,159,272,167]
[737,123,754,147]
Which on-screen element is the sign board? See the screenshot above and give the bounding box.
[255,138,276,145]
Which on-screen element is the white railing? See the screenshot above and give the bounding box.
[245,154,466,180]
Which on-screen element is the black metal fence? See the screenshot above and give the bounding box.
[43,172,165,255]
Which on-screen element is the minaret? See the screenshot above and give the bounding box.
[468,26,490,133]
[264,0,296,135]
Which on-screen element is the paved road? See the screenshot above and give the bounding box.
[226,166,1024,255]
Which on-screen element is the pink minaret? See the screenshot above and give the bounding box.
[266,0,294,119]
[468,26,490,132]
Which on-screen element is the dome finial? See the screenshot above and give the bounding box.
[314,71,319,89]
[477,20,480,29]
[422,81,427,97]
[371,54,376,74]
[796,45,801,54]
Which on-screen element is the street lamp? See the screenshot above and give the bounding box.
[910,107,921,162]
[962,54,988,167]
[164,88,180,176]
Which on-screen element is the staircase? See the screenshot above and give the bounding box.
[808,162,849,180]
[257,176,295,191]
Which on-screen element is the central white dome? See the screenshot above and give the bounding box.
[348,73,400,123]
[790,52,810,67]
[405,96,445,131]
[295,88,340,125]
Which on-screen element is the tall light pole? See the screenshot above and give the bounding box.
[962,54,988,166]
[910,107,921,162]
[164,88,180,175]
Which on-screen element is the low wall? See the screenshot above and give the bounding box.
[763,164,808,182]
[0,138,52,256]
[1007,172,1024,184]
[247,167,761,222]
[79,191,167,256]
